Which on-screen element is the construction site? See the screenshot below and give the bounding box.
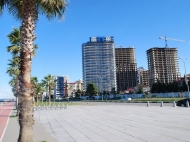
[115,47,138,92]
[147,47,180,87]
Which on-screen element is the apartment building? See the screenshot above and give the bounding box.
[82,36,117,93]
[140,70,149,86]
[53,76,70,99]
[115,47,138,92]
[67,79,83,97]
[147,47,180,87]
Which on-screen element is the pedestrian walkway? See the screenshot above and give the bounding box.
[35,103,190,142]
[0,102,14,141]
[2,109,57,142]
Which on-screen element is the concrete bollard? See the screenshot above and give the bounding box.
[147,101,150,107]
[186,101,189,108]
[61,104,63,109]
[173,101,176,107]
[160,101,164,107]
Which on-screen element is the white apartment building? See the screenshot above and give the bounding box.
[82,36,117,93]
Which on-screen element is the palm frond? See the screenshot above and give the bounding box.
[9,77,16,87]
[36,0,67,20]
[7,45,21,55]
[31,76,38,85]
[0,0,23,19]
[8,55,20,67]
[6,66,19,76]
[0,0,8,15]
[7,27,20,44]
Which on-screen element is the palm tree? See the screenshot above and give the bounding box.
[1,0,67,140]
[31,77,45,105]
[42,75,56,105]
[7,56,20,116]
[35,83,45,104]
[31,76,38,103]
[7,27,38,117]
[5,26,42,141]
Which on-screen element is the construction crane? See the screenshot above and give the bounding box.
[159,36,185,47]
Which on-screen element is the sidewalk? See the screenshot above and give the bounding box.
[2,109,57,142]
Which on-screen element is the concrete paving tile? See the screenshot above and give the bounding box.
[35,103,190,142]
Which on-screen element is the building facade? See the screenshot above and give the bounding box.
[140,70,149,86]
[67,79,83,97]
[147,47,180,87]
[82,36,117,93]
[138,67,149,87]
[54,76,70,99]
[115,47,138,92]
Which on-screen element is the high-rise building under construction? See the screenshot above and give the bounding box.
[115,47,138,92]
[147,47,180,87]
[82,36,117,93]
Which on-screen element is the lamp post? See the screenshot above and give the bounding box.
[96,66,109,101]
[97,75,106,101]
[179,57,190,98]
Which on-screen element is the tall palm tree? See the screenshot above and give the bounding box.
[7,56,20,115]
[1,0,67,140]
[7,27,38,97]
[7,27,38,117]
[42,75,56,105]
[4,25,47,141]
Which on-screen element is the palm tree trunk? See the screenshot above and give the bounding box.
[18,0,36,141]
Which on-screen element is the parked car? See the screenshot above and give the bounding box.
[176,98,190,107]
[120,98,132,101]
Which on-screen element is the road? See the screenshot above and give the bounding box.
[0,102,14,141]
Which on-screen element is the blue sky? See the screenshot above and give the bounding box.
[1,0,190,98]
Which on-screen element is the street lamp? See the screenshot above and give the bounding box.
[97,75,107,101]
[179,57,190,98]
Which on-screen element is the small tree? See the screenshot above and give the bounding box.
[111,87,116,98]
[137,84,143,94]
[86,82,98,97]
[75,89,82,98]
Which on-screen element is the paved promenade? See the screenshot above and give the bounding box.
[0,102,14,141]
[35,103,190,142]
[2,108,57,142]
